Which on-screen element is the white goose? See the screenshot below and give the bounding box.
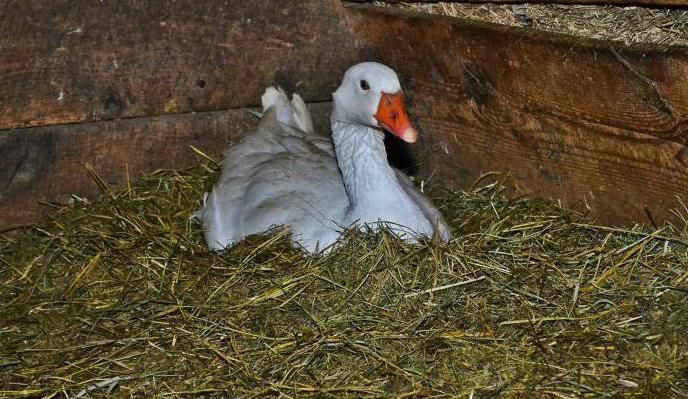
[195,62,450,252]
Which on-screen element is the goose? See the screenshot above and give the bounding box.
[195,62,450,252]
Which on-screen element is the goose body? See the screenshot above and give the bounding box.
[196,62,450,252]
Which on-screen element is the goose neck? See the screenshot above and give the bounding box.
[331,120,407,210]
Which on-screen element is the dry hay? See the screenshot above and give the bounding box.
[1,161,688,398]
[376,2,688,46]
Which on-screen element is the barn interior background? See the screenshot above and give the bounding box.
[2,0,688,229]
[1,1,687,398]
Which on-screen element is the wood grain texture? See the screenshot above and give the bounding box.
[348,0,688,7]
[0,104,332,228]
[4,0,688,228]
[346,5,688,225]
[0,0,355,130]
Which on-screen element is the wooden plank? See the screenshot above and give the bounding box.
[0,0,355,130]
[348,0,688,7]
[0,104,332,229]
[345,5,688,225]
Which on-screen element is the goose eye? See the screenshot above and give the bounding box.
[359,79,370,91]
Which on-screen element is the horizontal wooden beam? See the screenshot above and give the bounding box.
[346,4,688,225]
[0,0,354,130]
[0,104,332,228]
[350,0,688,7]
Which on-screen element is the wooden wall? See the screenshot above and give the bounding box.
[2,1,688,229]
[0,0,356,228]
[345,5,688,225]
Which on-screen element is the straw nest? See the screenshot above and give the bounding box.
[1,161,687,398]
[378,2,688,46]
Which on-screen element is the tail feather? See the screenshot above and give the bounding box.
[290,93,314,134]
[260,86,314,134]
[261,86,289,112]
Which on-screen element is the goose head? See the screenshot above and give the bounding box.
[332,62,418,143]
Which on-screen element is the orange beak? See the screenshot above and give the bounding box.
[374,91,418,143]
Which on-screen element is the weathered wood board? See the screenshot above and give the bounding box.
[0,0,353,228]
[0,104,332,229]
[345,5,688,225]
[0,0,355,130]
